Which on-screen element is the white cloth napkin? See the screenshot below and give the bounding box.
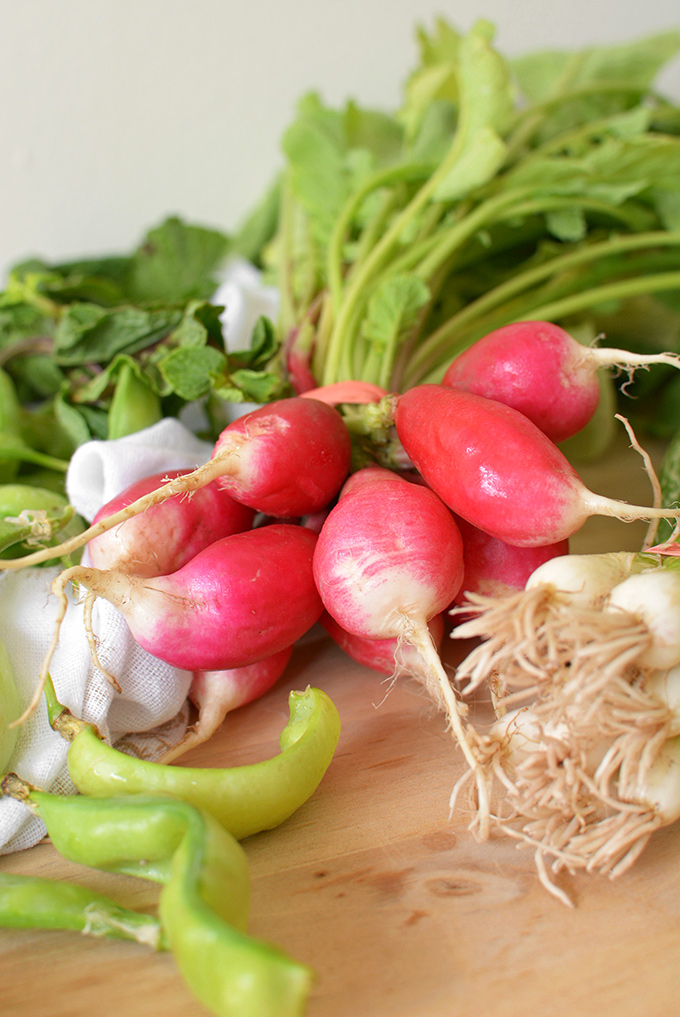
[0,419,219,854]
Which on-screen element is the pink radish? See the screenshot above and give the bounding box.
[394,384,680,547]
[321,610,445,676]
[1,397,352,571]
[454,516,569,604]
[312,467,492,823]
[442,321,680,443]
[313,468,463,641]
[87,470,255,577]
[159,646,293,763]
[42,524,322,695]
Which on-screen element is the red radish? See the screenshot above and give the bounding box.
[321,610,445,676]
[454,516,569,603]
[442,321,680,443]
[285,325,318,394]
[312,467,491,822]
[301,381,389,406]
[46,524,322,682]
[159,646,293,763]
[394,385,680,547]
[1,397,352,571]
[210,398,351,517]
[87,470,255,577]
[338,464,400,499]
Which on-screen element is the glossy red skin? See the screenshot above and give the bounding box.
[90,524,323,671]
[212,398,352,518]
[313,471,464,639]
[454,515,569,601]
[442,321,599,443]
[321,610,445,675]
[88,470,255,577]
[394,385,590,547]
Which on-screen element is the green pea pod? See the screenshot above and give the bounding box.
[0,871,164,948]
[0,639,21,773]
[108,360,163,439]
[1,778,313,1017]
[46,680,341,840]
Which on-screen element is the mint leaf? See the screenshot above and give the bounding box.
[229,315,280,370]
[54,303,182,365]
[124,217,230,304]
[168,300,225,349]
[158,345,228,401]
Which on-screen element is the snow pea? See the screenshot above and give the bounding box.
[1,776,313,1017]
[0,870,164,948]
[45,678,341,840]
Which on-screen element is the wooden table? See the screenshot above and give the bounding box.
[1,434,679,1017]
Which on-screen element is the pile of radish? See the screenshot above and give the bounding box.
[4,320,680,900]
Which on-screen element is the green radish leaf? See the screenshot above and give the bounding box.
[361,275,430,353]
[546,206,587,242]
[513,30,680,104]
[431,22,513,202]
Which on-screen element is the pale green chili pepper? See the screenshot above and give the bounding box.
[0,483,85,559]
[1,776,313,1017]
[0,871,164,948]
[0,638,21,773]
[45,677,341,840]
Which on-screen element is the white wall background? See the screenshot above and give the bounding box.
[1,0,678,280]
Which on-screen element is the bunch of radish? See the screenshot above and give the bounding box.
[5,320,680,899]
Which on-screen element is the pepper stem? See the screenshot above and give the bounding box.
[43,672,97,743]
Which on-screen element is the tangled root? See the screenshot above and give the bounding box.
[449,586,674,904]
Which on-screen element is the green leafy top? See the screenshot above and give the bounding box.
[251,19,680,413]
[0,217,288,473]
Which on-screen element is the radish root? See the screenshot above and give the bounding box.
[449,586,676,904]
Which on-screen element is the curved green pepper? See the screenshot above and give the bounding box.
[0,638,21,773]
[0,483,85,559]
[1,777,313,1017]
[46,679,341,840]
[0,871,164,948]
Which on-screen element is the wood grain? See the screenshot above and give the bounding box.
[1,433,678,1017]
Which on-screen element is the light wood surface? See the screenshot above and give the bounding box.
[1,433,679,1017]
